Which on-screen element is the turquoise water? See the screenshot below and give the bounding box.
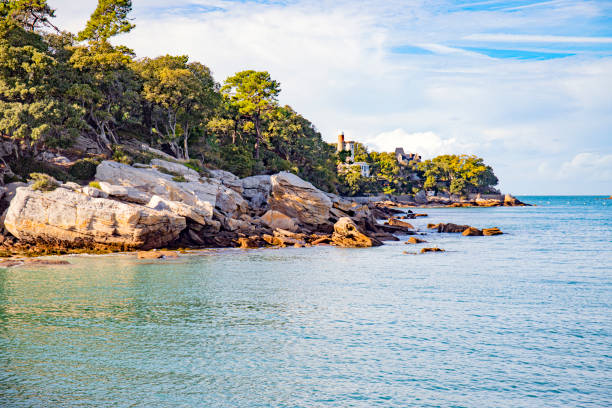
[1,196,611,407]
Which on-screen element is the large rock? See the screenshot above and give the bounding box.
[387,218,415,230]
[504,194,526,206]
[151,159,200,182]
[216,185,248,215]
[147,195,211,226]
[269,172,332,226]
[96,161,217,218]
[241,175,271,209]
[98,182,151,204]
[4,187,186,250]
[331,217,382,248]
[209,169,243,194]
[260,210,298,232]
[414,190,427,204]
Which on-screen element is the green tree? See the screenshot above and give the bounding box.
[0,17,84,158]
[77,0,134,42]
[264,105,337,191]
[0,0,57,32]
[418,154,498,194]
[135,55,220,160]
[449,178,467,195]
[68,41,140,150]
[221,70,280,160]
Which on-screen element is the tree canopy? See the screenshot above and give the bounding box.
[221,70,280,160]
[78,0,134,42]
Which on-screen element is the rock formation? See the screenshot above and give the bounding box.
[483,227,503,236]
[331,217,382,248]
[4,187,185,250]
[462,227,483,236]
[0,157,511,257]
[269,172,332,226]
[406,237,427,244]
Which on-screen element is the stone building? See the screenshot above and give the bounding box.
[395,147,421,165]
[337,132,355,162]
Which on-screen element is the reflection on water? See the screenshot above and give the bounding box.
[0,197,611,407]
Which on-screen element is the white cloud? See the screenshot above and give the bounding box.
[367,130,474,159]
[539,153,612,181]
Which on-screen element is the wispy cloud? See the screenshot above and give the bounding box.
[464,33,612,43]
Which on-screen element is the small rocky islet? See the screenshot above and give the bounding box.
[0,158,524,261]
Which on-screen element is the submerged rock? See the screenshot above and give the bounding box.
[462,227,483,236]
[405,237,427,244]
[4,187,186,250]
[420,247,445,253]
[387,218,415,230]
[137,250,179,259]
[433,223,471,233]
[331,217,382,248]
[483,227,503,236]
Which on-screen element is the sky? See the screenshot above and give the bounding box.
[50,0,612,194]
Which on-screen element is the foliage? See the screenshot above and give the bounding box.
[88,180,101,189]
[183,159,204,174]
[264,105,337,191]
[418,154,498,195]
[135,55,220,160]
[77,0,134,42]
[171,175,186,183]
[221,70,280,159]
[219,144,255,178]
[0,20,84,154]
[69,158,99,180]
[10,156,71,181]
[68,40,140,150]
[0,0,57,32]
[29,172,59,191]
[111,145,133,164]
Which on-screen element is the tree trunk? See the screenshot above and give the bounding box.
[254,115,261,159]
[183,131,190,161]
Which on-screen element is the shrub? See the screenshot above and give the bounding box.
[184,159,204,174]
[172,175,187,183]
[89,181,101,189]
[112,146,134,165]
[69,158,100,181]
[29,173,60,192]
[10,157,72,182]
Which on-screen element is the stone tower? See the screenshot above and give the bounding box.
[337,132,345,152]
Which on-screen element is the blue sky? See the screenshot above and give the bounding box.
[53,0,612,194]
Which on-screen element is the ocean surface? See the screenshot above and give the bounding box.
[0,196,610,407]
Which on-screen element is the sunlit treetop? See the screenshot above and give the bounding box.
[77,0,134,42]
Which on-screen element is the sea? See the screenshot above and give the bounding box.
[0,196,610,407]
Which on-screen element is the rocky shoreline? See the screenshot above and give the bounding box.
[0,159,527,260]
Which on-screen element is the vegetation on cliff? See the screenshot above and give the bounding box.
[336,142,499,197]
[0,0,338,190]
[0,0,499,197]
